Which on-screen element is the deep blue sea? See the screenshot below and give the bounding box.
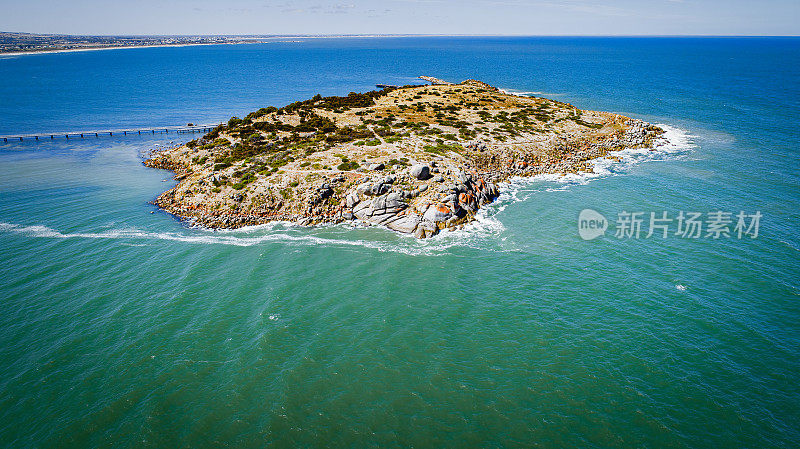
[0,37,798,447]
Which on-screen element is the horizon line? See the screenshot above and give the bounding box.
[2,31,799,38]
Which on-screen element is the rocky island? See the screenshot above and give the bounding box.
[144,77,665,238]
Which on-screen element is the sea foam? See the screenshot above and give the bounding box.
[0,220,503,256]
[499,88,564,97]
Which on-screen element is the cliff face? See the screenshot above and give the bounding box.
[144,78,664,237]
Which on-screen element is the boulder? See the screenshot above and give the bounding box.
[414,220,438,238]
[352,192,407,223]
[369,163,385,171]
[345,191,360,208]
[459,192,476,211]
[368,182,390,196]
[384,214,420,234]
[317,184,334,199]
[409,164,432,180]
[352,200,370,218]
[373,192,405,214]
[423,203,454,223]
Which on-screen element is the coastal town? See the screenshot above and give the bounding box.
[145,77,666,238]
[0,32,260,54]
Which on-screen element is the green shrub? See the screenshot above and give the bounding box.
[324,126,373,144]
[424,143,463,155]
[387,158,409,167]
[573,118,603,129]
[337,160,360,171]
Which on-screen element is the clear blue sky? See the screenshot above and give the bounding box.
[1,0,798,36]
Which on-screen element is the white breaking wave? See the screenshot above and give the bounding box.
[474,123,696,212]
[0,220,508,256]
[589,123,694,179]
[502,123,694,191]
[499,88,564,97]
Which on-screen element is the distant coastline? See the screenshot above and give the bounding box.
[0,42,242,57]
[0,32,453,56]
[6,34,793,56]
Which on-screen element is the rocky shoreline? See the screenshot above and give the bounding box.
[144,78,664,237]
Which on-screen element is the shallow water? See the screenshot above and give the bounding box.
[1,37,799,447]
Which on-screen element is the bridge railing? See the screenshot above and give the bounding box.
[1,124,222,142]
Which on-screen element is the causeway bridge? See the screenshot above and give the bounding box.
[1,123,221,142]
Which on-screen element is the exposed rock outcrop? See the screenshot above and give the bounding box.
[144,77,665,237]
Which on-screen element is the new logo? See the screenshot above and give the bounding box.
[578,209,607,240]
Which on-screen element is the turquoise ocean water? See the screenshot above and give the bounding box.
[0,37,799,447]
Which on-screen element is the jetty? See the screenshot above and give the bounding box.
[0,123,221,143]
[418,76,452,85]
